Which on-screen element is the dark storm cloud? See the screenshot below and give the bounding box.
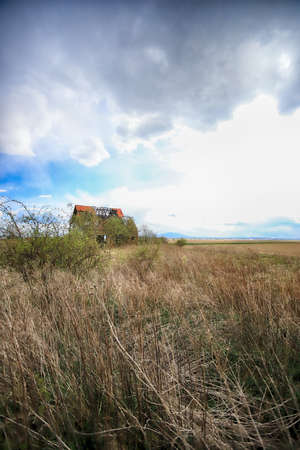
[1,0,300,156]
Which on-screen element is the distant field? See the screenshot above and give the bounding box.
[170,239,300,257]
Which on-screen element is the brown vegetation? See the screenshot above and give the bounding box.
[181,239,300,258]
[1,244,300,449]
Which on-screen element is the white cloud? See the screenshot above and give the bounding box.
[0,81,113,166]
[279,53,292,74]
[70,137,110,167]
[0,189,7,193]
[39,194,52,198]
[145,46,168,71]
[66,95,300,235]
[0,86,57,156]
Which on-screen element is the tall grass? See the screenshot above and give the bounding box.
[1,245,299,449]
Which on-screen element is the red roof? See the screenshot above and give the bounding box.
[112,208,124,218]
[74,205,95,213]
[73,205,124,218]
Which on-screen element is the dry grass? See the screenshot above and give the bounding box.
[182,240,300,257]
[219,242,300,257]
[1,244,300,449]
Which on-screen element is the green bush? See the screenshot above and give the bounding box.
[69,210,100,239]
[0,199,104,279]
[103,216,138,246]
[175,238,187,247]
[53,229,105,275]
[123,216,138,243]
[104,216,129,246]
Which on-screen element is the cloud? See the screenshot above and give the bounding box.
[69,137,110,167]
[113,113,173,152]
[0,80,112,165]
[39,194,52,198]
[223,217,300,239]
[65,94,300,236]
[2,0,300,165]
[1,0,300,238]
[134,115,172,139]
[145,46,168,68]
[0,189,7,193]
[0,86,56,156]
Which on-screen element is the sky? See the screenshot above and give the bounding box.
[1,0,300,237]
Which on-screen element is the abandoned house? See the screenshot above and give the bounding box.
[70,204,138,244]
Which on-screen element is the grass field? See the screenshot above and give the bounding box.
[1,242,300,449]
[171,239,300,257]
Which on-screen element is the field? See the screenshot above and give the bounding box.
[171,239,300,257]
[1,242,300,449]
